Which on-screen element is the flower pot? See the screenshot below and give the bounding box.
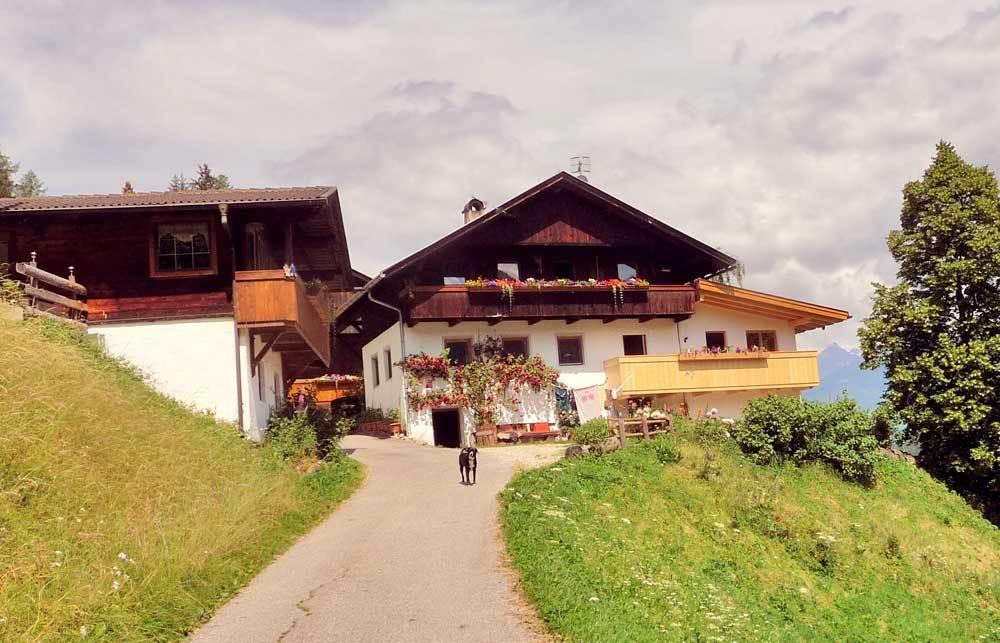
[389,422,403,435]
[531,422,551,433]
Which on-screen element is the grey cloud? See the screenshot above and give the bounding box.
[799,6,855,31]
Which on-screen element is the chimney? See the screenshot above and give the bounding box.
[462,197,486,224]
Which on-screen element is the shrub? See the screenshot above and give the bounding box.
[572,418,611,449]
[732,395,881,485]
[385,407,400,423]
[357,407,387,423]
[264,414,318,465]
[642,435,681,464]
[0,264,22,306]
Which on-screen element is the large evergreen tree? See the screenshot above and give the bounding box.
[14,170,45,197]
[860,141,1000,521]
[168,173,188,191]
[191,164,231,190]
[0,148,19,198]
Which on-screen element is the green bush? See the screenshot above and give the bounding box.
[642,435,682,464]
[0,264,23,306]
[572,418,611,449]
[731,395,881,485]
[265,414,319,464]
[357,407,387,423]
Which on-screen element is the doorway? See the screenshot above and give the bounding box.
[431,409,462,448]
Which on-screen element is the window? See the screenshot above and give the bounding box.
[443,276,465,285]
[622,334,647,356]
[497,262,519,280]
[0,231,11,266]
[151,220,216,276]
[705,331,726,350]
[557,336,584,365]
[502,337,529,357]
[384,348,393,380]
[746,330,778,352]
[617,263,637,280]
[552,260,574,280]
[444,338,472,365]
[371,355,380,387]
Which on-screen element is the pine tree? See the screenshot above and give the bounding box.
[0,148,20,198]
[860,141,1000,522]
[191,163,231,190]
[122,181,135,194]
[14,170,45,197]
[168,173,188,191]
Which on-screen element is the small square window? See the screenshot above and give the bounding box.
[617,263,637,280]
[557,336,584,366]
[623,334,646,356]
[705,331,726,350]
[384,348,393,380]
[443,276,466,285]
[444,339,472,365]
[497,262,519,280]
[502,337,529,357]
[746,330,777,352]
[371,355,380,387]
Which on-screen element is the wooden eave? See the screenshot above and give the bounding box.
[693,279,850,333]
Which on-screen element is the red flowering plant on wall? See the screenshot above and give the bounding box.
[397,339,561,427]
[464,276,650,308]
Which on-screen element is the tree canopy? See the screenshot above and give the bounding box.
[169,164,231,191]
[14,170,45,197]
[0,148,20,198]
[0,149,45,198]
[860,141,1000,522]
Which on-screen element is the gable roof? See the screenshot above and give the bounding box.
[0,186,335,213]
[694,279,850,333]
[377,171,737,279]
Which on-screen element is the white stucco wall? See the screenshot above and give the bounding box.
[360,308,809,445]
[90,318,240,423]
[90,319,286,442]
[362,321,405,418]
[677,304,797,352]
[238,329,285,441]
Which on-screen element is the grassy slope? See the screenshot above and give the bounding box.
[502,430,1000,642]
[0,320,362,641]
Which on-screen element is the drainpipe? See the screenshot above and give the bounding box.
[366,278,408,430]
[220,203,246,436]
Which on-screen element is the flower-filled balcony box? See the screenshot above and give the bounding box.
[678,349,770,362]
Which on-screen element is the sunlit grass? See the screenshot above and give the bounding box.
[501,430,1000,642]
[0,319,362,641]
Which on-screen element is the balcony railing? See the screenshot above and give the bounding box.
[402,284,696,323]
[604,351,820,396]
[233,270,331,367]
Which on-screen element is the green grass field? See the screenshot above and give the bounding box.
[0,319,362,641]
[501,428,1000,642]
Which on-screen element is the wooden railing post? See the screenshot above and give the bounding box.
[641,416,649,440]
[617,418,627,448]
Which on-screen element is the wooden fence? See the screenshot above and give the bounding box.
[15,253,88,329]
[613,416,673,446]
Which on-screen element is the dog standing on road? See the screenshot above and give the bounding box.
[459,447,478,485]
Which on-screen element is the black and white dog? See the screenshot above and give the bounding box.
[459,447,478,485]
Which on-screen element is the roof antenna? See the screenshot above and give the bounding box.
[570,155,591,183]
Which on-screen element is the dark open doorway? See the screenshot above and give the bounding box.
[431,409,462,448]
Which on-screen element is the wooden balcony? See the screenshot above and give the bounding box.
[401,284,696,324]
[233,270,331,367]
[604,350,820,396]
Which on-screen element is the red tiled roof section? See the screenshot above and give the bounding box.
[0,186,335,212]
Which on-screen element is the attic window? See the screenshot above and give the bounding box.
[150,219,217,278]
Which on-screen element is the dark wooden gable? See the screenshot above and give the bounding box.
[470,187,653,247]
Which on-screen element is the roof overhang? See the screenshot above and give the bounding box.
[694,279,850,333]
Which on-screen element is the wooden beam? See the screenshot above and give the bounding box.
[638,316,655,323]
[526,319,541,325]
[24,285,88,313]
[15,262,87,296]
[565,318,579,325]
[251,332,283,376]
[487,318,502,326]
[602,318,617,324]
[447,320,461,327]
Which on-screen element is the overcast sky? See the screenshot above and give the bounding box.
[3,1,998,349]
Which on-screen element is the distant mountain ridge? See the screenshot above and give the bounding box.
[804,343,886,409]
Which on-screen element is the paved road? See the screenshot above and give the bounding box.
[192,435,563,643]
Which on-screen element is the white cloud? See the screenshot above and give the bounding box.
[2,0,999,350]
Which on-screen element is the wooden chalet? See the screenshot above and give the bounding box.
[0,187,364,438]
[338,172,849,447]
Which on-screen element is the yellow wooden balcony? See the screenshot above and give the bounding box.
[604,351,820,396]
